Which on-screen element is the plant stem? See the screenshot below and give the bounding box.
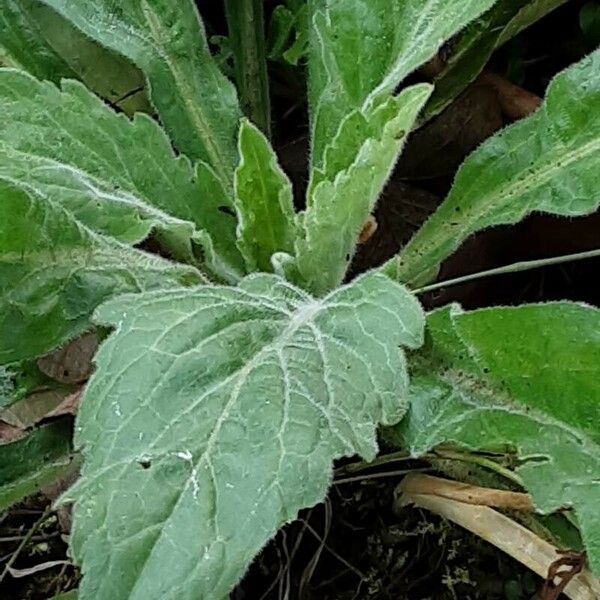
[433,449,524,487]
[334,468,432,486]
[335,450,413,475]
[414,248,600,295]
[225,0,271,137]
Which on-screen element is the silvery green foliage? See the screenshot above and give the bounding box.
[308,0,498,165]
[385,49,600,286]
[0,180,202,363]
[392,303,600,573]
[67,273,423,599]
[0,0,151,114]
[295,86,432,295]
[234,120,297,273]
[2,0,600,596]
[0,68,244,280]
[38,0,242,187]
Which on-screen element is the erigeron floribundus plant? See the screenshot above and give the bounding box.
[0,1,599,598]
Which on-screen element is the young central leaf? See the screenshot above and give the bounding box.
[68,273,424,600]
[308,0,498,165]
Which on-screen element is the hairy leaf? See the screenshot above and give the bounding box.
[0,0,73,80]
[268,0,309,66]
[308,0,497,165]
[390,302,600,573]
[0,181,202,364]
[234,120,296,273]
[0,0,150,115]
[424,0,567,119]
[67,273,424,600]
[385,50,600,286]
[0,421,74,511]
[0,69,244,278]
[39,0,242,186]
[295,84,431,295]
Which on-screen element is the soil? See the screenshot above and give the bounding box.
[1,1,598,598]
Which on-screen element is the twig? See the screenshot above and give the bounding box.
[0,505,53,583]
[433,449,524,487]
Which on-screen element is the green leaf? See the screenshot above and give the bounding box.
[0,361,60,408]
[392,302,600,574]
[295,84,432,296]
[385,50,600,286]
[39,0,242,186]
[308,0,497,166]
[0,0,150,115]
[0,421,74,512]
[268,1,309,66]
[234,120,296,273]
[48,592,78,600]
[0,181,202,364]
[424,0,567,119]
[67,272,424,600]
[0,69,244,278]
[0,0,73,80]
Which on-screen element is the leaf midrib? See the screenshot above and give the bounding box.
[99,292,325,598]
[141,1,233,188]
[395,129,600,282]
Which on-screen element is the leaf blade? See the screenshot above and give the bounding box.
[0,0,151,115]
[39,0,242,185]
[0,181,202,363]
[392,302,600,573]
[0,68,244,278]
[423,0,568,120]
[68,273,424,599]
[234,120,296,273]
[0,421,74,512]
[385,50,600,286]
[308,0,497,166]
[296,84,432,295]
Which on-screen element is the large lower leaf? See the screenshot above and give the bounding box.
[39,0,241,186]
[391,303,600,573]
[234,120,296,273]
[424,0,567,119]
[66,273,424,600]
[384,49,600,286]
[295,85,431,296]
[308,0,496,166]
[0,181,202,363]
[0,69,244,278]
[0,420,74,511]
[0,0,150,115]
